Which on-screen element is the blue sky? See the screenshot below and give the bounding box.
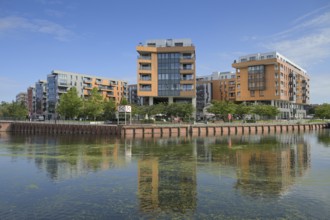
[1,0,330,104]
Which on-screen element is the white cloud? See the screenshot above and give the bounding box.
[264,28,330,66]
[0,16,73,41]
[291,4,330,25]
[310,74,330,104]
[263,10,330,68]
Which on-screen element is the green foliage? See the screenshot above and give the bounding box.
[252,104,280,118]
[120,97,128,105]
[315,104,330,119]
[0,101,28,119]
[133,103,194,120]
[103,98,116,120]
[235,103,253,118]
[167,103,194,118]
[84,88,104,120]
[207,101,236,117]
[56,87,82,119]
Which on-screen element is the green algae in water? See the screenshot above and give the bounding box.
[26,183,39,190]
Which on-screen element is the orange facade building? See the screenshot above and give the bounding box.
[210,72,236,102]
[232,52,310,119]
[136,39,196,106]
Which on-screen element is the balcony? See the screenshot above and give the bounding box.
[58,89,67,93]
[139,86,151,91]
[140,76,151,81]
[95,80,102,84]
[138,55,151,60]
[139,66,151,70]
[110,81,117,86]
[84,85,92,89]
[58,82,69,87]
[98,86,114,90]
[180,69,194,74]
[83,78,92,83]
[181,74,194,81]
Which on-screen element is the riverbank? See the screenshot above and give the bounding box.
[0,120,327,137]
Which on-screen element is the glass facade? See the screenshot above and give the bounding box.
[248,65,266,91]
[157,53,180,97]
[47,75,57,114]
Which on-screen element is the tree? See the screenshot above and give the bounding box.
[207,101,236,120]
[56,87,82,119]
[252,104,280,119]
[235,103,253,121]
[0,101,28,119]
[167,103,194,119]
[315,104,330,119]
[120,97,128,105]
[84,88,104,120]
[103,98,116,120]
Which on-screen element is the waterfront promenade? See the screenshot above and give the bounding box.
[0,120,327,138]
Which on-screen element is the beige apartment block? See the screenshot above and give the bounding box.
[232,52,310,119]
[136,39,196,106]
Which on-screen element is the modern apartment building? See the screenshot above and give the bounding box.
[232,52,310,119]
[15,92,27,105]
[47,70,128,119]
[27,86,35,117]
[35,80,47,117]
[195,71,236,120]
[136,39,196,107]
[127,84,140,105]
[211,71,236,102]
[196,75,212,120]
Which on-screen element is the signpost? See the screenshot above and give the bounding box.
[118,105,132,125]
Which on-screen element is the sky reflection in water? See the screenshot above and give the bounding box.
[0,131,330,219]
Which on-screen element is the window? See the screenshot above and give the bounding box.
[250,91,255,97]
[248,65,265,90]
[181,84,194,91]
[237,92,241,97]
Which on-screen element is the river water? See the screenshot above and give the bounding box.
[0,130,330,219]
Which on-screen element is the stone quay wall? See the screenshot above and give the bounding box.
[121,123,327,138]
[0,121,328,137]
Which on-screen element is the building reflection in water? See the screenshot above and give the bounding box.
[134,137,197,213]
[3,134,132,181]
[2,133,311,213]
[195,134,310,197]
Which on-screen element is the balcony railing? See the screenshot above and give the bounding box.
[181,56,193,60]
[139,66,151,70]
[139,87,151,91]
[138,56,151,60]
[83,79,92,83]
[140,77,151,81]
[181,77,194,81]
